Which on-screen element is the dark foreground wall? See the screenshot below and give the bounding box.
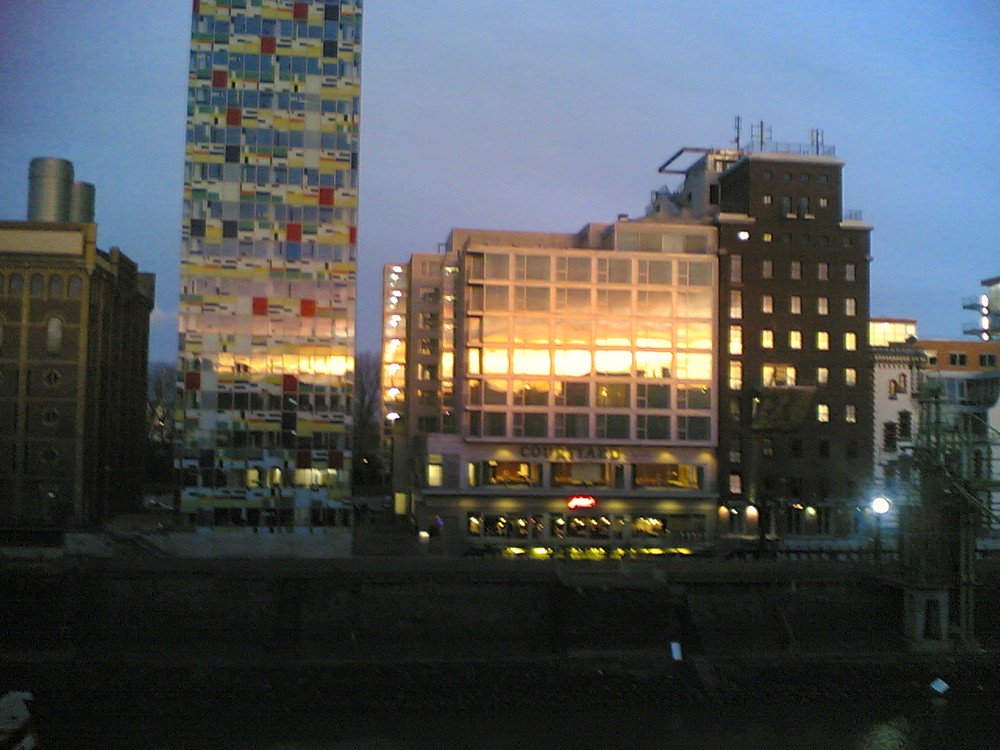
[3,558,1000,667]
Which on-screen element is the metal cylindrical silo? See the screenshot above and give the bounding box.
[28,157,74,222]
[69,181,96,223]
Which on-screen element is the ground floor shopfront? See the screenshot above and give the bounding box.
[415,492,719,557]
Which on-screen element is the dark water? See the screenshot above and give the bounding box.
[41,698,993,750]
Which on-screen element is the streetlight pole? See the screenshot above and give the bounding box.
[871,495,891,563]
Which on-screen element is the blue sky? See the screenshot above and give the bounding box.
[1,0,998,362]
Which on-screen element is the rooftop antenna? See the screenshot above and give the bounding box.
[734,115,742,151]
[751,120,771,151]
[810,128,825,154]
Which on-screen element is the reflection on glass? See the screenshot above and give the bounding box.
[675,353,711,379]
[483,379,506,405]
[636,351,672,379]
[554,349,592,377]
[513,317,549,344]
[678,321,713,349]
[677,289,713,316]
[595,318,631,347]
[512,349,551,375]
[595,350,632,376]
[482,348,509,374]
[554,318,590,344]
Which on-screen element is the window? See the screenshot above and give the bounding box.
[30,274,45,297]
[949,352,968,366]
[790,261,801,280]
[677,416,710,440]
[729,290,742,319]
[845,332,857,351]
[763,364,796,386]
[817,367,829,385]
[729,361,743,389]
[845,405,857,423]
[763,195,772,205]
[763,233,773,242]
[730,255,742,283]
[789,331,802,349]
[817,404,830,422]
[789,296,801,314]
[636,415,671,440]
[898,410,913,439]
[781,196,793,216]
[761,330,774,349]
[819,197,828,208]
[818,262,828,280]
[45,317,63,355]
[637,383,670,408]
[817,297,828,315]
[515,255,549,281]
[980,353,997,367]
[845,298,856,316]
[845,368,857,386]
[883,422,898,452]
[816,331,829,350]
[556,256,590,282]
[845,263,856,281]
[761,295,773,314]
[729,325,742,355]
[596,414,630,439]
[48,275,64,298]
[762,260,773,279]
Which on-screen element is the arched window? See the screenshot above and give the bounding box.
[9,274,23,296]
[46,317,63,355]
[30,274,45,297]
[67,275,83,299]
[48,274,64,298]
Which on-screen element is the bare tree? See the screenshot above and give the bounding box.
[352,351,385,490]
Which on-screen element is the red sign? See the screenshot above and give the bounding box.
[567,495,597,509]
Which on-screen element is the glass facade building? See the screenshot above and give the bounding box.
[176,0,362,529]
[386,222,720,557]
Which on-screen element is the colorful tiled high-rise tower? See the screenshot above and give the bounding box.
[176,1,362,531]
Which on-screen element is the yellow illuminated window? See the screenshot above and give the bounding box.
[761,330,774,348]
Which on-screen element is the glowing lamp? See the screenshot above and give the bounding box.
[871,496,891,515]
[567,495,597,510]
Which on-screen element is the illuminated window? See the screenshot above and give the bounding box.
[761,330,774,348]
[729,290,742,319]
[763,195,772,205]
[763,364,796,386]
[817,297,828,315]
[845,368,857,386]
[729,361,743,389]
[762,260,773,279]
[761,294,773,313]
[845,263,856,281]
[729,325,742,355]
[730,255,742,283]
[790,296,801,314]
[818,262,828,280]
[763,233,773,242]
[845,405,857,423]
[817,404,830,422]
[845,332,857,351]
[789,331,802,349]
[791,261,801,280]
[845,298,856,316]
[816,331,829,350]
[817,367,829,385]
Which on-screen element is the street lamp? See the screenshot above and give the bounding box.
[871,495,891,562]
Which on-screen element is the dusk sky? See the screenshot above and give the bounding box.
[1,1,997,362]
